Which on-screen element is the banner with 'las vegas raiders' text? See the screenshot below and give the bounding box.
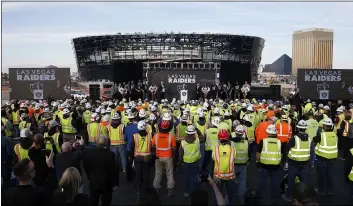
[297,69,353,100]
[9,68,71,100]
[147,69,217,100]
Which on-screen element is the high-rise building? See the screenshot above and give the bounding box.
[292,28,333,75]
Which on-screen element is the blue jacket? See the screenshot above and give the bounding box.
[124,123,138,152]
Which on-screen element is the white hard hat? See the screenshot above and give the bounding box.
[297,120,308,129]
[106,107,112,113]
[186,125,196,134]
[95,108,101,114]
[241,103,247,108]
[266,124,277,135]
[34,105,40,110]
[127,112,135,119]
[100,108,106,114]
[139,109,147,118]
[20,128,32,138]
[307,99,311,103]
[150,105,157,112]
[211,117,220,127]
[203,102,209,108]
[184,108,190,112]
[137,120,146,131]
[198,111,205,118]
[268,104,274,109]
[247,106,254,111]
[232,120,240,127]
[43,108,50,113]
[235,125,245,134]
[281,115,288,121]
[318,104,324,108]
[91,113,100,122]
[102,114,110,122]
[336,107,343,113]
[181,114,188,121]
[86,103,91,109]
[323,118,333,126]
[112,113,120,120]
[20,103,26,108]
[49,120,59,128]
[243,114,250,122]
[149,113,156,121]
[224,111,230,116]
[63,108,70,115]
[323,105,330,111]
[213,108,220,114]
[162,113,172,121]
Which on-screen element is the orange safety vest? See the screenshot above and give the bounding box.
[276,122,292,143]
[133,133,152,156]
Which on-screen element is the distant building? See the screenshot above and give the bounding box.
[263,54,292,75]
[292,28,333,75]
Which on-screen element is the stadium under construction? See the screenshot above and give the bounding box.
[72,32,265,85]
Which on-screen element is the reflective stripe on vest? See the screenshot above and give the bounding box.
[315,132,338,159]
[342,120,350,137]
[61,117,76,134]
[277,123,291,141]
[155,133,172,151]
[108,125,125,145]
[87,123,101,142]
[213,143,235,180]
[234,140,249,164]
[260,138,282,165]
[349,149,353,181]
[246,113,256,141]
[288,136,310,161]
[181,138,201,163]
[14,144,30,160]
[134,133,151,156]
[206,128,219,151]
[44,132,61,152]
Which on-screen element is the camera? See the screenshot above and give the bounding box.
[199,169,209,183]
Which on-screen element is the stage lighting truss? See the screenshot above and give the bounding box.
[142,61,221,71]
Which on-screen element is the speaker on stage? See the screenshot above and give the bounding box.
[89,84,100,100]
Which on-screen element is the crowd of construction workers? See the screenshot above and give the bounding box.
[1,96,353,205]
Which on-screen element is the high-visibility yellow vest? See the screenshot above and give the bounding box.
[205,127,219,151]
[246,113,257,142]
[2,117,13,137]
[349,149,353,181]
[53,110,58,121]
[19,121,31,131]
[14,144,31,160]
[260,138,282,165]
[315,132,338,159]
[195,122,207,137]
[146,124,152,135]
[212,142,235,180]
[44,132,61,152]
[233,140,249,164]
[87,122,101,142]
[288,136,310,162]
[240,110,246,119]
[133,133,151,156]
[108,125,125,145]
[57,110,63,120]
[173,110,181,118]
[306,118,319,141]
[178,124,188,138]
[82,110,92,124]
[181,138,201,163]
[34,113,42,124]
[61,117,76,134]
[12,111,20,125]
[100,123,109,137]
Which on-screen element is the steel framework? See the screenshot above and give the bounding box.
[72,32,265,80]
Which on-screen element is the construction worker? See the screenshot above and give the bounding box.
[231,125,249,204]
[82,103,92,127]
[211,129,236,205]
[282,120,311,202]
[19,113,35,132]
[202,117,220,170]
[11,104,21,137]
[43,120,62,154]
[245,106,259,159]
[338,110,353,160]
[61,108,77,143]
[345,147,353,199]
[313,118,338,195]
[100,114,110,137]
[305,110,319,168]
[152,120,176,198]
[130,120,152,195]
[255,116,277,145]
[108,113,127,174]
[276,114,293,150]
[179,125,201,198]
[87,113,101,146]
[2,109,14,138]
[13,128,33,164]
[257,124,284,203]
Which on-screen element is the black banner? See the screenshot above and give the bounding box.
[9,68,71,100]
[297,69,353,100]
[147,69,216,100]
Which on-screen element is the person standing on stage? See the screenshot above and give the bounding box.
[241,81,251,99]
[159,81,166,100]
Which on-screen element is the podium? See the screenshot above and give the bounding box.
[180,90,188,101]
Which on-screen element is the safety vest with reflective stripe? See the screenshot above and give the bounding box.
[181,138,201,163]
[2,117,13,137]
[315,132,338,159]
[19,121,31,131]
[349,149,353,181]
[260,138,282,165]
[195,122,207,137]
[213,142,235,180]
[146,124,152,135]
[14,144,30,160]
[12,111,20,125]
[306,118,319,141]
[82,110,92,124]
[44,132,61,152]
[342,120,350,137]
[87,122,101,142]
[155,133,172,151]
[61,117,77,134]
[205,127,220,151]
[288,136,310,162]
[108,125,125,145]
[233,140,249,164]
[246,113,257,142]
[134,133,152,156]
[276,122,292,143]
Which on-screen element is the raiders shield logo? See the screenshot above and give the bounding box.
[182,91,187,96]
[33,89,43,99]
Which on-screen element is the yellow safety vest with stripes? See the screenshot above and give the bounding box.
[288,136,310,162]
[14,144,31,160]
[260,138,282,165]
[108,125,125,145]
[61,117,77,134]
[133,133,151,156]
[44,132,61,152]
[212,142,236,180]
[315,132,338,159]
[87,122,101,143]
[233,139,249,164]
[181,138,201,163]
[82,110,92,124]
[205,127,219,151]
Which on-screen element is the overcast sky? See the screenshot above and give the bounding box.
[2,2,353,72]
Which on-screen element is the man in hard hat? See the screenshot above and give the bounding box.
[124,111,139,182]
[276,114,293,150]
[60,108,77,143]
[13,128,33,165]
[282,120,311,202]
[19,113,36,132]
[231,125,249,205]
[256,124,285,203]
[338,110,353,160]
[312,118,338,195]
[305,110,319,168]
[130,120,152,195]
[178,125,201,198]
[2,109,14,138]
[211,129,237,205]
[202,116,220,171]
[87,113,101,146]
[43,120,62,154]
